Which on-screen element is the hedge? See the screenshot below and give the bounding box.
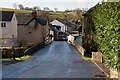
[83,2,120,71]
[91,2,120,71]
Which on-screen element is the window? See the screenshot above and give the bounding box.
[29,32,31,34]
[1,23,6,28]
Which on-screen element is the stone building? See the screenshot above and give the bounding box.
[17,12,49,43]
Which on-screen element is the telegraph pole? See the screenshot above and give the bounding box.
[64,11,67,39]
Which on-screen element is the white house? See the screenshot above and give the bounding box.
[0,11,17,47]
[50,20,66,32]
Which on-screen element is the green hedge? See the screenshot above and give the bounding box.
[2,48,25,58]
[90,2,120,71]
[2,44,34,58]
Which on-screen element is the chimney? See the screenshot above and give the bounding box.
[31,11,37,17]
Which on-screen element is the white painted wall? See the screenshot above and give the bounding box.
[50,20,66,32]
[0,13,18,47]
[11,13,18,38]
[68,35,74,43]
[0,13,17,38]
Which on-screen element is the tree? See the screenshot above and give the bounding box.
[33,6,41,10]
[18,4,24,10]
[44,7,50,11]
[13,3,17,9]
[75,8,82,18]
[54,8,58,12]
[25,7,31,10]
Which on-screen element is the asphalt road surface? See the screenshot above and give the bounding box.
[3,41,103,78]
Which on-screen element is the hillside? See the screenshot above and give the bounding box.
[0,8,32,13]
[0,8,82,24]
[49,11,80,22]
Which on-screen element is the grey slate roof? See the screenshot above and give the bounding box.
[16,15,47,26]
[67,19,78,27]
[35,18,47,26]
[82,3,98,16]
[0,11,14,21]
[16,15,33,24]
[49,24,61,32]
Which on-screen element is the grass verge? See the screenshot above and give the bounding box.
[82,55,93,61]
[1,55,30,61]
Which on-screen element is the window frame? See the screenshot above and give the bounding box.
[1,23,7,28]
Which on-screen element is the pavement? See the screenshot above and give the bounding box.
[2,41,104,78]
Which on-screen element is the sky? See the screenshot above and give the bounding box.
[0,0,103,11]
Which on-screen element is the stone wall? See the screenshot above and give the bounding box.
[72,41,85,56]
[92,52,102,63]
[67,35,85,56]
[17,20,46,43]
[110,68,118,78]
[92,52,119,79]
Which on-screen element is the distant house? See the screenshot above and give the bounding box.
[58,19,78,33]
[66,19,78,30]
[49,24,64,41]
[17,12,49,43]
[50,20,66,32]
[0,11,17,47]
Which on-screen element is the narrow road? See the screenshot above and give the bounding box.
[3,41,102,78]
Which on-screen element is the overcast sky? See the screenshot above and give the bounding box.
[0,0,102,11]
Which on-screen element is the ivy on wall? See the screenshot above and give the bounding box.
[92,2,120,71]
[83,2,120,71]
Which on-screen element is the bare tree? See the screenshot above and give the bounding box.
[25,7,33,10]
[44,7,50,11]
[13,3,17,9]
[54,8,58,12]
[33,6,41,10]
[18,4,24,10]
[75,8,82,17]
[37,6,41,11]
[25,7,30,10]
[33,6,37,10]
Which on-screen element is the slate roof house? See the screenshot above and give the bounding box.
[58,19,78,33]
[17,11,49,43]
[0,11,17,47]
[50,20,65,32]
[49,24,64,41]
